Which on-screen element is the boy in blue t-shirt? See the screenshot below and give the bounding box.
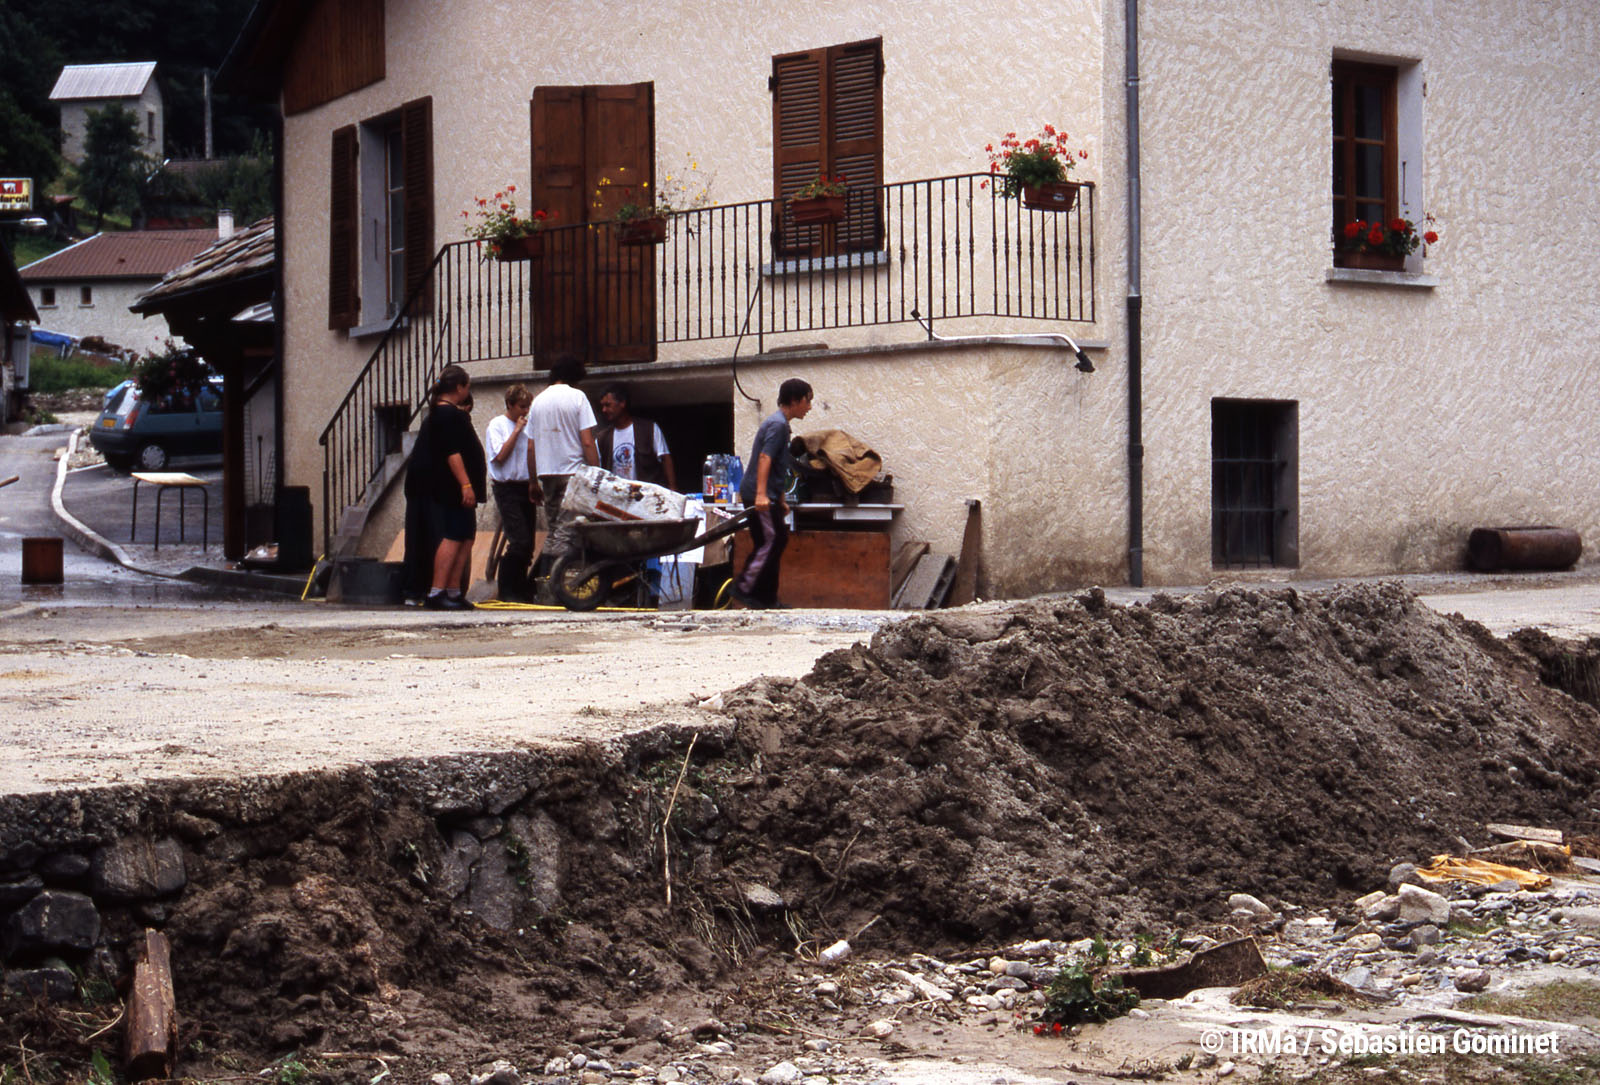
[732,378,813,609]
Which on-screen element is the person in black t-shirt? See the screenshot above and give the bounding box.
[420,366,486,610]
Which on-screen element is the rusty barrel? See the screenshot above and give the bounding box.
[1467,526,1582,572]
[21,537,64,584]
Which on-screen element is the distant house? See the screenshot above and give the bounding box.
[49,62,163,166]
[19,230,220,355]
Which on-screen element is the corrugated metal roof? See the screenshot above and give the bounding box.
[19,230,219,283]
[133,217,275,313]
[49,62,158,101]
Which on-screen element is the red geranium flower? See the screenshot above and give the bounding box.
[1423,230,1438,244]
[1343,221,1363,239]
[1367,226,1385,246]
[1052,1022,1063,1033]
[1389,218,1407,232]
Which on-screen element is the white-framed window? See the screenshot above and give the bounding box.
[1331,53,1425,271]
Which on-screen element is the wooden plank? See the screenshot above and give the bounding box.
[894,552,954,610]
[947,498,981,606]
[731,530,891,608]
[890,540,928,597]
[1485,823,1564,845]
[124,929,177,1081]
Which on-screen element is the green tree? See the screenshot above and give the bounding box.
[80,104,147,230]
[0,5,64,188]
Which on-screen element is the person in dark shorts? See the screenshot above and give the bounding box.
[421,365,486,610]
[732,378,812,609]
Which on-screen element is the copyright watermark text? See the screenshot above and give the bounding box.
[1198,1026,1562,1058]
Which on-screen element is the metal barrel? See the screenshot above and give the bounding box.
[1467,526,1582,572]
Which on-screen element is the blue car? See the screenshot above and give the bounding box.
[88,377,224,473]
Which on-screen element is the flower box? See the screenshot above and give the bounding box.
[1021,182,1080,212]
[493,234,544,262]
[618,216,668,246]
[790,195,847,226]
[1338,249,1405,272]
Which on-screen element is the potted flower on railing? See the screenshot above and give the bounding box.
[1337,215,1438,271]
[788,172,849,225]
[595,158,714,246]
[461,184,550,261]
[982,125,1090,211]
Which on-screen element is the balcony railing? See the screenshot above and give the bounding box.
[320,172,1095,547]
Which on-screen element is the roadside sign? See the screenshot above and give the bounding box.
[0,179,33,212]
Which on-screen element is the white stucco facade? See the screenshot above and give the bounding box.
[27,280,176,356]
[264,0,1600,595]
[56,84,165,167]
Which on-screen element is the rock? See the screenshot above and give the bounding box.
[1415,947,1439,966]
[430,1074,454,1085]
[92,837,186,899]
[1346,933,1383,952]
[691,1018,726,1039]
[436,831,482,900]
[36,853,91,881]
[0,874,43,908]
[1408,924,1441,947]
[1397,884,1451,926]
[862,1019,895,1040]
[1549,948,1568,963]
[988,956,1009,974]
[570,1054,588,1069]
[543,1059,568,1076]
[580,1072,606,1085]
[462,839,520,930]
[1455,969,1492,993]
[889,967,954,1001]
[624,1014,671,1040]
[502,811,563,914]
[819,940,851,965]
[1388,863,1423,891]
[813,981,839,998]
[1003,960,1034,980]
[4,957,76,1001]
[802,1039,830,1053]
[469,1059,519,1085]
[1017,939,1054,957]
[1399,973,1423,987]
[881,985,915,1004]
[1218,1062,1236,1078]
[1342,966,1372,989]
[1353,890,1387,912]
[660,1068,682,1083]
[5,889,100,953]
[758,1062,803,1085]
[1228,893,1274,917]
[743,884,784,910]
[1362,895,1401,922]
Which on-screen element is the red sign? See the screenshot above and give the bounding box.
[0,178,32,212]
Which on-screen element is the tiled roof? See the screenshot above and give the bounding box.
[49,62,157,101]
[133,217,275,313]
[19,230,219,283]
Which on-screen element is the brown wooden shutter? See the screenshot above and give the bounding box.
[772,39,883,257]
[587,82,656,365]
[401,96,434,314]
[531,86,590,362]
[328,124,359,330]
[772,47,827,257]
[830,40,883,252]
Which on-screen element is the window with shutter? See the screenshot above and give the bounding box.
[328,97,433,333]
[772,39,883,258]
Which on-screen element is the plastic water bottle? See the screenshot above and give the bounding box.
[727,454,744,498]
[702,455,718,499]
[713,454,730,504]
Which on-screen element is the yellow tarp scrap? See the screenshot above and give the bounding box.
[1416,855,1553,890]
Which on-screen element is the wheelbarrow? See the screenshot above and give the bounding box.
[549,508,753,611]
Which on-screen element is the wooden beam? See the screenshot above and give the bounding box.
[124,929,178,1081]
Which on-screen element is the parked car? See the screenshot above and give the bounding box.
[89,377,223,472]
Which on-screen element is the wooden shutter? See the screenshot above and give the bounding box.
[830,41,883,252]
[772,47,827,257]
[531,83,657,365]
[401,96,434,314]
[531,86,590,361]
[772,39,883,257]
[328,124,359,330]
[586,82,656,365]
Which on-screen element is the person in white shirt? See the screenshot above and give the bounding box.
[526,354,599,572]
[596,382,676,490]
[485,384,534,602]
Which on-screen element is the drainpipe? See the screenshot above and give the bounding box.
[1124,0,1145,588]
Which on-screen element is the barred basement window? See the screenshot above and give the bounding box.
[1212,399,1298,568]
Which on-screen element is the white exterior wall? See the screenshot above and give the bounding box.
[29,281,176,356]
[1134,0,1600,583]
[58,85,164,166]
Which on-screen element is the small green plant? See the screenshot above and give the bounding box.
[460,183,550,258]
[504,832,532,888]
[1041,960,1140,1025]
[272,1056,310,1085]
[88,1049,115,1085]
[26,350,128,393]
[793,171,848,199]
[133,340,210,402]
[1088,933,1111,965]
[981,124,1089,198]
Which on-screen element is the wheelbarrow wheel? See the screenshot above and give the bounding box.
[550,554,609,611]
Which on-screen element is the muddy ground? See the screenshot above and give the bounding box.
[3,582,1600,1083]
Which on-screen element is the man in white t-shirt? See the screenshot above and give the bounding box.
[596,382,676,490]
[485,383,534,601]
[526,354,599,570]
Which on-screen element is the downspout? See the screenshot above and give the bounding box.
[271,108,286,502]
[1124,0,1145,587]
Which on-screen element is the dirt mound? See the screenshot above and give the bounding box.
[6,583,1599,1081]
[706,583,1600,939]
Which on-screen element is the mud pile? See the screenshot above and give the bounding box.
[5,583,1599,1081]
[706,583,1600,938]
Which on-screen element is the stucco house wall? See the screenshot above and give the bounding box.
[57,83,164,166]
[28,280,174,356]
[262,0,1598,594]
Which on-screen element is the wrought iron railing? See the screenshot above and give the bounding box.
[320,172,1095,547]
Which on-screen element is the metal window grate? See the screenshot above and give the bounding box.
[1212,400,1296,568]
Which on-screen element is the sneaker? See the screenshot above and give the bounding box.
[423,593,451,610]
[729,584,765,609]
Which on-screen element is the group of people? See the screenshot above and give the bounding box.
[403,359,813,610]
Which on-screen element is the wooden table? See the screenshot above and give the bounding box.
[728,503,902,608]
[131,472,211,551]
